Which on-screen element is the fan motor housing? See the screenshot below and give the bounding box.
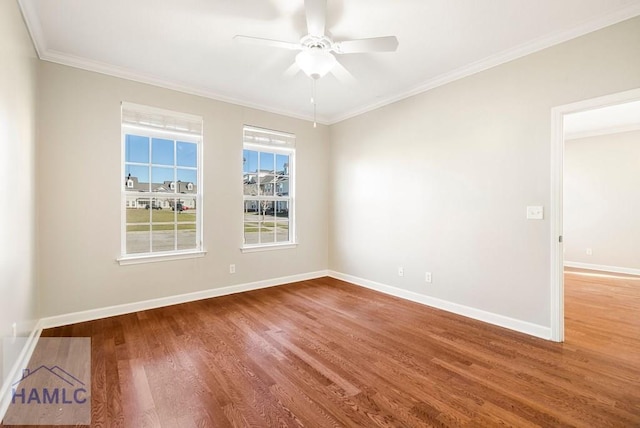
[300,34,333,51]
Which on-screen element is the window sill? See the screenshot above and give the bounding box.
[240,243,297,253]
[118,250,207,265]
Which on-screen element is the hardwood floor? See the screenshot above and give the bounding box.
[3,274,639,427]
[564,268,640,365]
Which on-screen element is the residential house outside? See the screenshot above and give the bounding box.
[124,175,197,210]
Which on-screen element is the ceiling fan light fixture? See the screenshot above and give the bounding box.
[295,49,336,79]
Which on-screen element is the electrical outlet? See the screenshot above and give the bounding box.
[229,264,236,274]
[398,267,404,277]
[526,206,544,220]
[586,248,593,256]
[425,272,432,283]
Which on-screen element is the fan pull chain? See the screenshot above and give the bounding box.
[312,79,317,128]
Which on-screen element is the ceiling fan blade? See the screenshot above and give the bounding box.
[304,0,326,36]
[334,36,399,54]
[283,62,301,78]
[330,60,356,85]
[233,35,300,50]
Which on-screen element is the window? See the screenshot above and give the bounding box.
[120,102,204,262]
[243,126,295,250]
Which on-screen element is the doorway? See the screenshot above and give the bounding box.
[550,87,640,342]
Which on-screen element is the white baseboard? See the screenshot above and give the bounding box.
[328,271,552,340]
[4,268,554,421]
[0,323,43,422]
[2,271,327,420]
[1,268,551,423]
[41,270,329,329]
[564,261,640,276]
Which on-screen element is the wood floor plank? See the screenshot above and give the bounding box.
[3,271,639,427]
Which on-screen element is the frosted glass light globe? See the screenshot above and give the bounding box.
[295,49,337,79]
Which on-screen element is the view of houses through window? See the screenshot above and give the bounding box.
[121,103,203,258]
[243,126,295,247]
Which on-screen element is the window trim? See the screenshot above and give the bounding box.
[240,243,297,254]
[117,249,207,265]
[242,132,296,251]
[119,109,204,263]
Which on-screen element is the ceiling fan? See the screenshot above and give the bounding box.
[234,0,399,81]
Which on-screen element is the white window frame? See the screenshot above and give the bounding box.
[242,126,296,252]
[118,103,205,264]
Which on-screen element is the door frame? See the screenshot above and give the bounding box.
[550,87,640,342]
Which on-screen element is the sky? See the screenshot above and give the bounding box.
[125,134,289,186]
[125,134,197,184]
[243,149,289,174]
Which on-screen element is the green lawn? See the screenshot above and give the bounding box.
[126,208,196,231]
[126,210,288,233]
[127,224,196,232]
[127,208,196,223]
[243,222,289,232]
[262,222,289,228]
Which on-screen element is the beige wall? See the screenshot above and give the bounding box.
[564,130,640,270]
[37,62,329,317]
[329,17,640,328]
[10,9,640,335]
[0,0,39,382]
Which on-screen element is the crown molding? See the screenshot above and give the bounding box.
[564,122,640,140]
[18,0,640,126]
[40,50,331,125]
[329,3,640,124]
[17,0,329,126]
[17,0,46,57]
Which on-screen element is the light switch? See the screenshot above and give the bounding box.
[526,206,544,220]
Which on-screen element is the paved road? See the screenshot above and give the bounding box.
[127,230,196,253]
[244,228,289,244]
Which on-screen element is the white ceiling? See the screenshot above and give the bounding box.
[18,0,640,124]
[564,100,640,139]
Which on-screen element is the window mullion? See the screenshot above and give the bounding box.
[122,104,202,259]
[173,139,178,252]
[257,150,261,245]
[148,139,153,253]
[242,126,294,248]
